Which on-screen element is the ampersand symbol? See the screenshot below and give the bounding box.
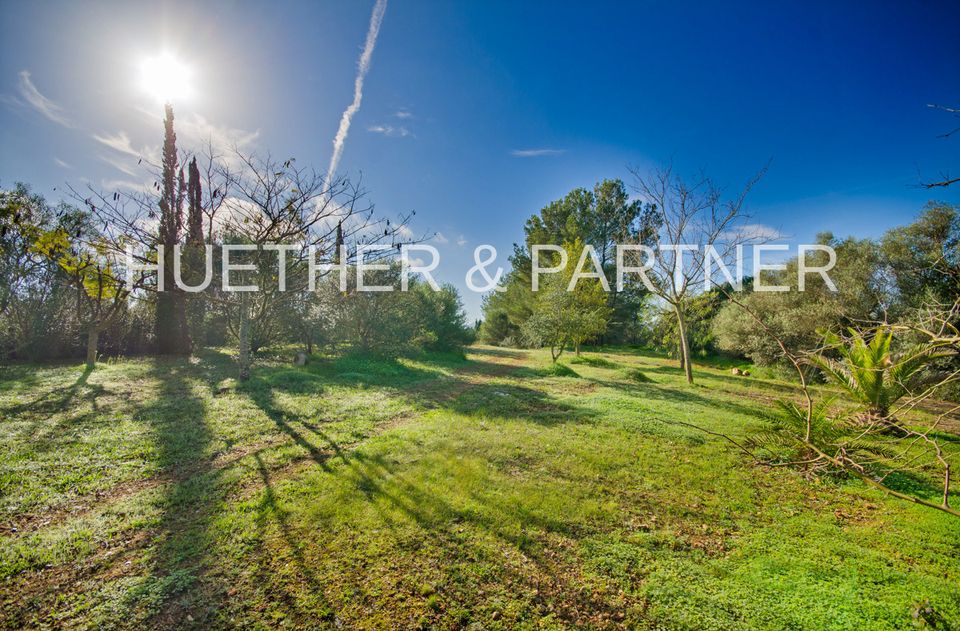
[466,245,505,292]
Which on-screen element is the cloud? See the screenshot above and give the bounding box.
[433,232,449,244]
[396,224,414,238]
[175,112,260,156]
[326,0,388,183]
[98,153,139,176]
[394,110,413,119]
[53,157,72,169]
[510,148,565,158]
[367,124,412,138]
[103,110,259,171]
[100,178,151,193]
[16,70,73,127]
[731,223,785,241]
[456,235,467,246]
[92,131,140,158]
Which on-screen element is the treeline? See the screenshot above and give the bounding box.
[480,177,960,379]
[0,106,473,374]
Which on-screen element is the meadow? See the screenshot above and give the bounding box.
[1,347,958,629]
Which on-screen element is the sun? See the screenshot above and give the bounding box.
[140,53,193,104]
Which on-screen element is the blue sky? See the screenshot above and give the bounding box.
[1,0,958,319]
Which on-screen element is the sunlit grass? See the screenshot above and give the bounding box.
[1,346,957,627]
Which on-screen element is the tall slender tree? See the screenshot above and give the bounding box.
[155,103,191,354]
[183,157,207,345]
[186,157,204,245]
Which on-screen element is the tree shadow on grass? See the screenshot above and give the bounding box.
[442,381,595,425]
[468,346,527,358]
[248,452,337,624]
[231,355,640,625]
[585,375,770,423]
[126,359,219,629]
[0,363,101,434]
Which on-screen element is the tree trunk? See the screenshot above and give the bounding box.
[85,327,99,368]
[238,293,251,381]
[674,305,693,384]
[575,342,581,357]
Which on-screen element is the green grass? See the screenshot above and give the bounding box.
[1,346,958,629]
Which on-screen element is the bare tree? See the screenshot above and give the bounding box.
[215,150,417,380]
[920,104,959,189]
[627,164,766,383]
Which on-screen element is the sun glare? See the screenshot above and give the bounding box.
[140,53,192,104]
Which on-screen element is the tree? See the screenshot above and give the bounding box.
[521,240,611,361]
[182,157,208,345]
[155,103,191,355]
[31,212,148,367]
[0,185,78,360]
[215,151,412,379]
[881,202,960,311]
[482,179,655,345]
[628,164,765,383]
[642,286,731,360]
[712,234,885,367]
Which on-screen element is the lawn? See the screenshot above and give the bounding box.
[1,347,958,629]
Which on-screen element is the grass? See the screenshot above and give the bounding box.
[1,346,958,629]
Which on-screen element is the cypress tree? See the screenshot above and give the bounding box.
[185,157,206,345]
[155,104,191,354]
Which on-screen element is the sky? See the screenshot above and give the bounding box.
[1,0,958,320]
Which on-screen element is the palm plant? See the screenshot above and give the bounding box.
[745,397,894,472]
[810,327,938,421]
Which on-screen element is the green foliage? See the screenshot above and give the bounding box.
[640,288,731,358]
[746,397,894,471]
[810,327,941,418]
[315,266,473,358]
[713,234,886,366]
[880,202,960,311]
[521,239,612,361]
[481,179,657,346]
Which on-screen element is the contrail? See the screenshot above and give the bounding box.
[326,0,388,185]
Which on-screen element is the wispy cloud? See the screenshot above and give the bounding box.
[433,232,449,244]
[175,112,260,162]
[394,110,413,119]
[510,148,565,158]
[92,131,140,158]
[456,235,467,246]
[53,157,72,169]
[16,70,73,127]
[100,178,152,194]
[367,124,412,138]
[99,153,138,176]
[723,223,786,241]
[136,107,259,166]
[326,0,388,183]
